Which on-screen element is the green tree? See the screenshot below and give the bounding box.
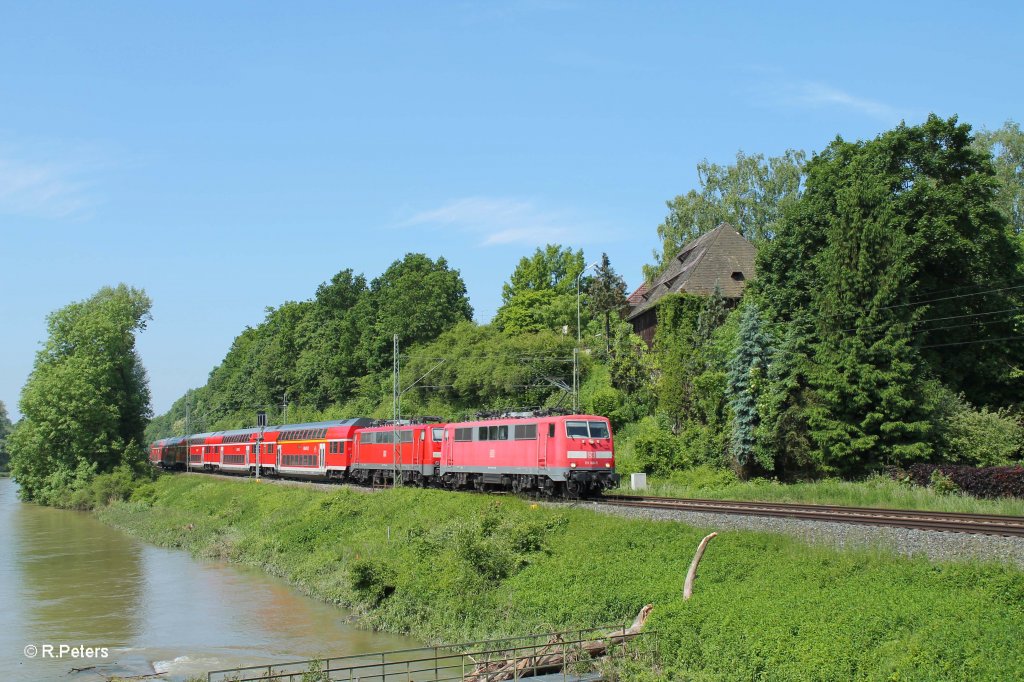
[608,321,656,421]
[727,303,773,473]
[494,245,586,334]
[359,253,473,371]
[756,315,821,475]
[586,253,628,350]
[9,285,152,502]
[646,149,806,281]
[759,115,1023,472]
[295,269,370,407]
[0,400,12,472]
[974,120,1024,238]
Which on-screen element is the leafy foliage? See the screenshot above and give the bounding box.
[9,285,153,503]
[645,149,805,280]
[358,253,473,371]
[494,244,586,334]
[907,463,1024,499]
[974,120,1024,238]
[758,115,1024,474]
[0,400,11,472]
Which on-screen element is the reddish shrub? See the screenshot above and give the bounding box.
[904,463,1024,499]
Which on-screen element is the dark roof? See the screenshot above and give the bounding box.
[627,223,756,320]
[626,282,649,306]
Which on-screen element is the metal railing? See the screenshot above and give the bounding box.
[207,624,657,682]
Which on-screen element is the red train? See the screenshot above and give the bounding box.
[149,412,618,497]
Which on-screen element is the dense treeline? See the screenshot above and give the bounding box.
[627,116,1024,479]
[144,115,1024,482]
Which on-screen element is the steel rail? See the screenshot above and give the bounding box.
[597,495,1024,537]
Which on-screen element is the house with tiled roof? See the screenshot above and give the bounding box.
[627,223,756,345]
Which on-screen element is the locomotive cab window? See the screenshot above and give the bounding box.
[566,421,590,438]
[588,421,610,439]
[432,427,444,442]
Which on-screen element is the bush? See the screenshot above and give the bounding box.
[944,404,1023,467]
[348,558,397,606]
[666,465,739,492]
[907,464,1024,499]
[633,427,685,477]
[929,469,958,495]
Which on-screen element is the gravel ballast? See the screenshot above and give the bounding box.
[578,500,1024,568]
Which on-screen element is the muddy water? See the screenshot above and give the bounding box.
[0,477,420,681]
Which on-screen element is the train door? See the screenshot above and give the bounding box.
[539,421,552,469]
[276,445,282,470]
[319,443,326,470]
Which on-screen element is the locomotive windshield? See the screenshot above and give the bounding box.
[565,420,611,438]
[566,421,589,438]
[588,421,610,439]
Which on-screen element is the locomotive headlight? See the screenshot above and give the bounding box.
[605,463,611,468]
[570,462,576,468]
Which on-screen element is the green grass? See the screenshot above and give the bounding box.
[614,467,1024,516]
[98,474,1024,681]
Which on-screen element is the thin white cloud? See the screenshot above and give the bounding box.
[403,197,599,246]
[758,79,904,122]
[0,155,93,219]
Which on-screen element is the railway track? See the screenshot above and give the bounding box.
[596,495,1024,537]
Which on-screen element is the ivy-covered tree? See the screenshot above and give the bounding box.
[9,285,152,502]
[653,294,705,429]
[727,303,773,473]
[695,284,728,351]
[586,253,628,350]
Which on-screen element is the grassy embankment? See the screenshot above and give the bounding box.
[96,474,1024,680]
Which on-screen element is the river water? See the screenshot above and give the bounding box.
[0,477,420,681]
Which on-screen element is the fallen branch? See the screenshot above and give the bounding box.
[683,532,718,600]
[464,605,653,681]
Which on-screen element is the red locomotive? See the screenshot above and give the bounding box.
[149,412,618,497]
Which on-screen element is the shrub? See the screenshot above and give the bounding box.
[348,558,397,606]
[633,427,685,477]
[929,469,958,495]
[944,404,1023,466]
[907,463,1024,499]
[667,465,739,492]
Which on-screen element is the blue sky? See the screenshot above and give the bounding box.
[1,1,1021,420]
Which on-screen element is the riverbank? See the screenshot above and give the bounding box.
[99,474,1024,680]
